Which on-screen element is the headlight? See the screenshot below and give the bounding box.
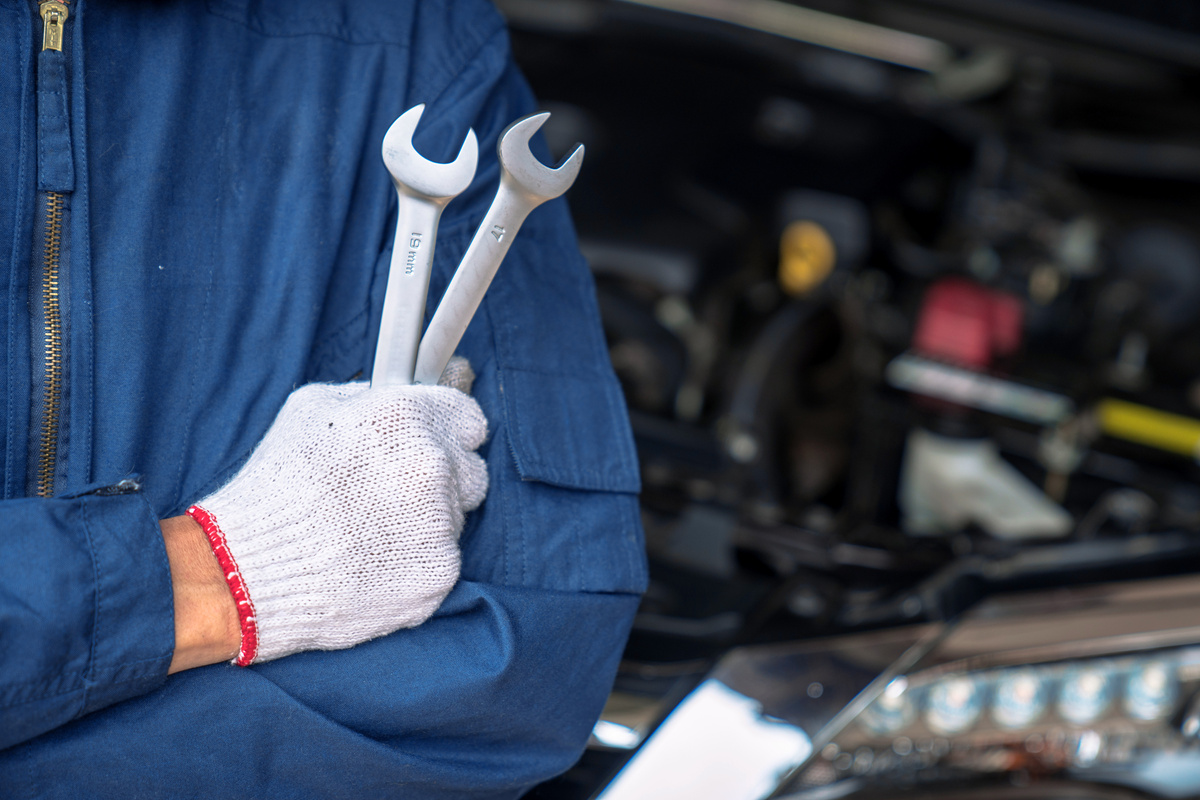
[589,575,1200,800]
[860,678,916,735]
[925,675,983,734]
[804,649,1199,793]
[1058,663,1117,724]
[1124,659,1178,721]
[991,668,1049,729]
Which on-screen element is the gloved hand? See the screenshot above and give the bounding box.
[186,359,488,666]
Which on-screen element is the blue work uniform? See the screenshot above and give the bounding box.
[0,1,646,796]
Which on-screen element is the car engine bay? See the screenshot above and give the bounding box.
[499,1,1200,796]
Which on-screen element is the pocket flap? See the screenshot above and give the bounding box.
[500,367,641,494]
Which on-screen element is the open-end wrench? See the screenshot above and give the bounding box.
[412,112,584,386]
[372,104,478,388]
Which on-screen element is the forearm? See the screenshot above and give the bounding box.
[161,515,240,673]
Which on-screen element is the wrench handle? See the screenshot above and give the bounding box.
[413,184,538,386]
[372,191,447,387]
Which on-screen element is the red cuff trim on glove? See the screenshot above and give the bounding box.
[186,505,260,666]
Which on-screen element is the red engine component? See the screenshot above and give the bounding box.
[911,278,1023,370]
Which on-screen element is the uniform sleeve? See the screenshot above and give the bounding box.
[0,483,175,751]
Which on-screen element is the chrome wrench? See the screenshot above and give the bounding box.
[412,112,584,386]
[372,104,478,387]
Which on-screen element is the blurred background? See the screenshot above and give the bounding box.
[495,1,1200,797]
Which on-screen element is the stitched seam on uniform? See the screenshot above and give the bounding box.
[84,662,173,685]
[604,365,638,476]
[0,674,83,710]
[571,500,585,592]
[0,651,172,709]
[623,495,643,592]
[26,720,35,798]
[71,7,95,485]
[187,505,259,665]
[5,18,33,498]
[517,464,629,484]
[37,59,68,188]
[499,359,519,586]
[78,495,101,715]
[85,653,175,671]
[496,372,513,586]
[521,471,530,587]
[498,364,611,379]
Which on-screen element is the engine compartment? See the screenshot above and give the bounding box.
[501,1,1200,795]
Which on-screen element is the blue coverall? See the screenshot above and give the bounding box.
[0,1,647,796]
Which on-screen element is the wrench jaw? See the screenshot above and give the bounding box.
[381,104,479,202]
[372,104,479,388]
[497,112,585,204]
[410,112,587,387]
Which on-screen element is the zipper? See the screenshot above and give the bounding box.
[36,193,65,497]
[32,0,72,497]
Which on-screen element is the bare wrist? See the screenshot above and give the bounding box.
[161,514,240,673]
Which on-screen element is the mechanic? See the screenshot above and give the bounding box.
[0,0,647,796]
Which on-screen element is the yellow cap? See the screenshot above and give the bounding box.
[779,220,837,296]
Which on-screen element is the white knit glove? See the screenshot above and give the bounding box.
[186,359,488,665]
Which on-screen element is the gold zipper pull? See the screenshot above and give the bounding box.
[40,1,69,52]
